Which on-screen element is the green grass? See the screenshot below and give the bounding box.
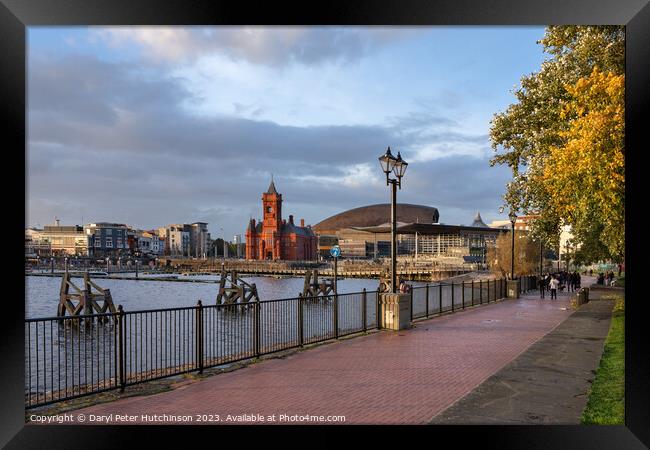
[581,297,625,425]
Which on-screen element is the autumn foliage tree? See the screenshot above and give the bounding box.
[490,26,624,263]
[487,231,541,279]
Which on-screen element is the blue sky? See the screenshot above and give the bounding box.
[27,26,547,239]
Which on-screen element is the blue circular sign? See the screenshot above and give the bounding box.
[330,246,341,258]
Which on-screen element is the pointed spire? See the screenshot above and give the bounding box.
[267,175,278,194]
[471,211,488,228]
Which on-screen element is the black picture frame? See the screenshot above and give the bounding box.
[3,0,648,447]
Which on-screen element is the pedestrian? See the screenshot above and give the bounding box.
[618,264,622,277]
[549,276,559,300]
[538,275,546,299]
[576,272,581,289]
[399,278,407,294]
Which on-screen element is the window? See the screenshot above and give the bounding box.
[106,237,113,248]
[266,206,273,213]
[94,239,101,247]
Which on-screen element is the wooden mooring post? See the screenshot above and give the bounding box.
[302,269,336,300]
[56,272,117,325]
[216,269,260,306]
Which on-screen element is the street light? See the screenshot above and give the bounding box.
[378,146,408,294]
[509,210,517,280]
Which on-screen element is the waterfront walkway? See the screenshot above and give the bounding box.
[431,285,614,424]
[68,287,584,424]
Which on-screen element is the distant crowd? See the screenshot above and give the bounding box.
[538,271,581,300]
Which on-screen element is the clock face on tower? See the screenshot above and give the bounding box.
[266,206,273,213]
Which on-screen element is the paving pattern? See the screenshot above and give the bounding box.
[432,285,614,424]
[64,289,577,425]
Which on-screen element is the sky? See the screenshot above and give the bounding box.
[27,26,549,240]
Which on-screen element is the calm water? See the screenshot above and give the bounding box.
[25,274,383,319]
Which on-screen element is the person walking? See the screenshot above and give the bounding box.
[538,275,546,299]
[549,276,559,300]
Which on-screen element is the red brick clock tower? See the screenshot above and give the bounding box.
[245,179,317,261]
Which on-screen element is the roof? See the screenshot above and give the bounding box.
[281,222,315,236]
[313,203,440,233]
[267,178,278,194]
[350,222,507,236]
[471,211,488,228]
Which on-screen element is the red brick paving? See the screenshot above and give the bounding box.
[65,291,575,425]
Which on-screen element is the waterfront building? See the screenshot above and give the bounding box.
[245,180,317,261]
[189,222,210,259]
[158,223,209,258]
[159,224,191,257]
[84,223,130,257]
[26,219,89,256]
[488,214,540,231]
[313,206,504,262]
[149,231,164,255]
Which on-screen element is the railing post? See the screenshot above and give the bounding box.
[471,280,474,306]
[196,300,204,373]
[298,294,304,347]
[410,288,413,322]
[334,292,339,339]
[451,282,455,312]
[117,305,125,392]
[480,280,483,305]
[425,283,429,318]
[439,283,442,314]
[362,289,367,332]
[462,281,465,309]
[376,290,381,330]
[254,298,261,355]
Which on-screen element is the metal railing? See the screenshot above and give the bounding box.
[26,276,534,409]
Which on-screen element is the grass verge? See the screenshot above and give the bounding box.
[581,296,625,424]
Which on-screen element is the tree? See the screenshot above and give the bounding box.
[490,26,624,262]
[487,231,541,278]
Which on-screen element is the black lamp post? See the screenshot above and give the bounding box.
[539,239,544,277]
[378,146,408,294]
[509,210,517,280]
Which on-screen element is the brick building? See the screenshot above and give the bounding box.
[245,180,317,261]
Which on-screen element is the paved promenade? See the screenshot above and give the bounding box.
[68,288,578,425]
[431,287,614,424]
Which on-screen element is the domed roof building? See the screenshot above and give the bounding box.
[313,205,505,260]
[313,203,439,235]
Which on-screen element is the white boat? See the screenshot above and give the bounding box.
[88,271,109,276]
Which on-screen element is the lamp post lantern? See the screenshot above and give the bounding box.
[509,210,517,280]
[378,146,408,294]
